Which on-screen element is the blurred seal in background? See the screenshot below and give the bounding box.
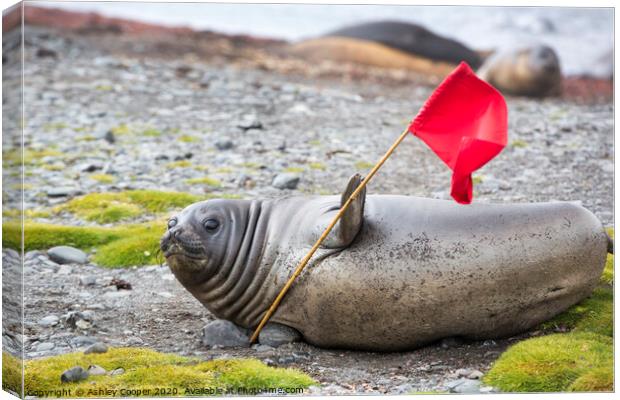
[289,20,482,76]
[477,44,562,97]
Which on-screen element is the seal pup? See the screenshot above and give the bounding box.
[477,44,562,97]
[161,175,609,351]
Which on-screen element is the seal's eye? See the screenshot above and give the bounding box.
[167,218,177,229]
[204,219,219,231]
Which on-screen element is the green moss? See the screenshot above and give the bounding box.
[511,139,528,148]
[3,148,63,167]
[472,175,484,185]
[483,333,612,392]
[93,225,163,267]
[309,162,326,171]
[4,222,119,251]
[89,174,115,184]
[166,160,192,169]
[240,162,259,169]
[57,190,200,223]
[308,139,321,146]
[2,352,22,396]
[141,128,161,137]
[284,167,304,173]
[178,135,199,143]
[568,366,613,392]
[109,124,132,136]
[2,221,165,268]
[185,177,221,187]
[22,347,315,397]
[42,163,65,171]
[95,84,113,91]
[5,208,54,219]
[354,161,374,170]
[539,287,612,337]
[43,122,69,131]
[77,135,97,142]
[601,228,614,284]
[215,167,233,173]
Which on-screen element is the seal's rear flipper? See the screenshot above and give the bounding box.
[339,173,366,246]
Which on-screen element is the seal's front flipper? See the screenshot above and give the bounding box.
[338,173,366,245]
[258,322,302,347]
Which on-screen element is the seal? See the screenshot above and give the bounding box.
[477,44,562,97]
[288,20,482,75]
[161,175,609,351]
[325,20,483,69]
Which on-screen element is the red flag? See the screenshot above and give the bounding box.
[408,62,508,204]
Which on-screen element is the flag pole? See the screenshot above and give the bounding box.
[250,127,411,343]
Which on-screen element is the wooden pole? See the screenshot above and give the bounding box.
[249,127,411,343]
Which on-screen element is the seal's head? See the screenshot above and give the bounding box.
[160,199,251,287]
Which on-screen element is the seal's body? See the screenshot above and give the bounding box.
[326,21,483,69]
[288,21,481,75]
[477,45,562,97]
[161,177,607,351]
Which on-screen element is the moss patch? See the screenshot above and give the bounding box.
[89,174,115,184]
[22,347,315,397]
[2,221,164,268]
[185,177,221,187]
[178,135,199,143]
[309,162,326,171]
[539,287,612,337]
[166,160,192,169]
[483,333,612,392]
[601,227,614,284]
[141,128,161,137]
[354,161,374,170]
[2,352,22,396]
[56,190,200,223]
[511,139,528,148]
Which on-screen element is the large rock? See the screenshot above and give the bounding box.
[47,246,88,265]
[202,319,250,348]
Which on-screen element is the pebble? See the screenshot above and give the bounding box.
[237,115,263,130]
[84,342,108,354]
[272,173,300,190]
[259,324,301,347]
[47,246,88,265]
[215,139,234,150]
[60,366,89,383]
[38,315,59,327]
[87,365,106,376]
[70,336,98,347]
[446,378,481,394]
[35,342,55,352]
[202,320,250,348]
[80,275,97,286]
[468,370,484,380]
[46,187,81,198]
[108,368,125,376]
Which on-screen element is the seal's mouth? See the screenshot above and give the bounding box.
[161,242,205,260]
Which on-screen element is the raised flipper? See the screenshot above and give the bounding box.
[319,173,366,249]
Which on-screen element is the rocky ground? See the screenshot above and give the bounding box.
[2,24,614,395]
